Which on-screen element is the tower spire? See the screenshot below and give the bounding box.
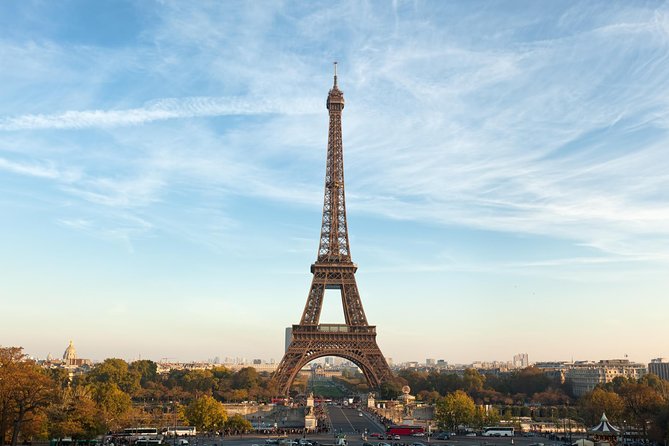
[333,61,338,87]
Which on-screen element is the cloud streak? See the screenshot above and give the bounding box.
[0,96,320,131]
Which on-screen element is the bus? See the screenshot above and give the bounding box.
[387,426,425,436]
[482,427,514,437]
[123,429,159,437]
[163,427,196,437]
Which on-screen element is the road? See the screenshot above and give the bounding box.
[195,432,568,446]
[326,406,384,435]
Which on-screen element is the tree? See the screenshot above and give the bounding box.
[620,381,663,442]
[579,388,624,426]
[89,359,140,395]
[225,414,252,434]
[472,405,500,430]
[463,369,485,393]
[8,360,54,446]
[0,347,25,445]
[184,395,227,432]
[377,380,403,400]
[435,390,476,432]
[232,368,259,390]
[90,382,132,431]
[47,386,103,440]
[128,360,158,387]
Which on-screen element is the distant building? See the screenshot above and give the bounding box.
[649,358,669,380]
[285,327,293,353]
[62,340,92,367]
[426,358,436,366]
[513,353,529,368]
[565,359,647,396]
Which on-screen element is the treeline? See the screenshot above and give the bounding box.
[382,367,669,444]
[386,367,569,405]
[0,347,269,445]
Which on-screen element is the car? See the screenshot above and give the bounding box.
[465,433,477,437]
[299,441,312,446]
[378,443,392,446]
[369,434,382,439]
[363,443,375,446]
[412,442,427,446]
[435,433,450,440]
[359,413,363,417]
[393,435,401,441]
[412,433,425,437]
[528,443,545,446]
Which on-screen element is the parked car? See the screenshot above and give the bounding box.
[465,433,477,437]
[435,433,450,440]
[393,435,401,441]
[369,433,382,439]
[412,433,425,437]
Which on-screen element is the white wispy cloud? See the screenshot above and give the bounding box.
[0,157,80,182]
[0,96,320,131]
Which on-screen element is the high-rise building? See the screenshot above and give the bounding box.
[513,353,529,368]
[285,327,293,353]
[426,358,436,366]
[649,358,669,381]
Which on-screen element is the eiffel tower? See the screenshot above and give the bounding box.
[273,64,393,395]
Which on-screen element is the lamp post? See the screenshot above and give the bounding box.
[173,400,178,446]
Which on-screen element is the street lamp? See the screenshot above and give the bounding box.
[173,400,178,446]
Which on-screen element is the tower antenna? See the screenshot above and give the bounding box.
[333,61,338,87]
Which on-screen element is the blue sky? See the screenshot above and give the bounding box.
[1,1,668,365]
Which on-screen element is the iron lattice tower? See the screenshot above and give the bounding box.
[273,64,393,395]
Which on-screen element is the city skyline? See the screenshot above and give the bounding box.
[2,1,669,364]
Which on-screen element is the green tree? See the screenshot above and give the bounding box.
[232,368,259,390]
[463,369,485,393]
[225,414,252,434]
[90,382,132,431]
[184,395,227,432]
[89,359,140,395]
[377,381,403,400]
[435,390,476,432]
[128,360,158,387]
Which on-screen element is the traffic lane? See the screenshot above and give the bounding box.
[327,406,379,434]
[212,436,565,446]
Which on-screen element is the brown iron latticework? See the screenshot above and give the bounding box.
[273,64,393,395]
